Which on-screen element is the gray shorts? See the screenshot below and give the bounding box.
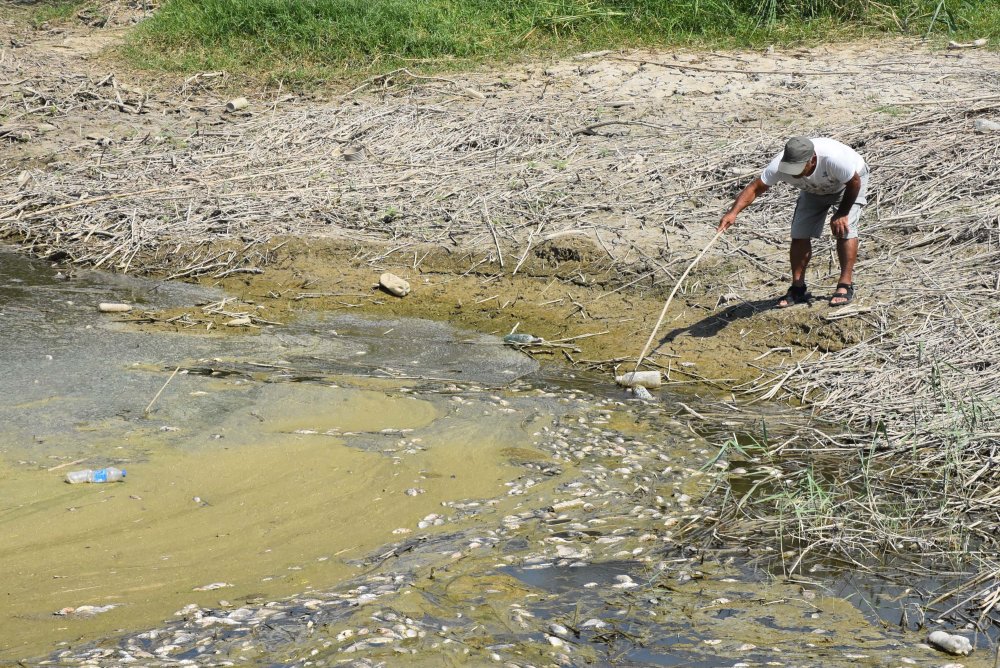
[791,167,869,240]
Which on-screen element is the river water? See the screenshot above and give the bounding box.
[0,247,987,667]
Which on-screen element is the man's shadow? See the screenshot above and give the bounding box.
[660,296,789,343]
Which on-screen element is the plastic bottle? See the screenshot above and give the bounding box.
[65,467,126,484]
[615,370,662,389]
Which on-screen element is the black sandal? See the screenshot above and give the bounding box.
[829,283,854,307]
[776,283,810,309]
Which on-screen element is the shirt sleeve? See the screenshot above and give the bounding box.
[760,153,783,186]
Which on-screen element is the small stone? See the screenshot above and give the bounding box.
[379,273,410,297]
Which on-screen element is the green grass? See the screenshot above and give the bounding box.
[123,0,999,83]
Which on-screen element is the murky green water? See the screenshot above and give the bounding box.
[0,247,990,667]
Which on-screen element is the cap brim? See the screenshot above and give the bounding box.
[777,160,809,175]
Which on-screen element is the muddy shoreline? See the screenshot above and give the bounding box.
[139,237,867,392]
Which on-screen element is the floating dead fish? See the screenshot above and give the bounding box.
[632,385,654,401]
[54,604,117,617]
[193,582,233,592]
[927,630,974,656]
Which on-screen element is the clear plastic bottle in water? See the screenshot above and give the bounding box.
[65,467,126,484]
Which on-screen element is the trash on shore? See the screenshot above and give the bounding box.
[927,630,974,656]
[98,303,131,313]
[379,273,410,297]
[615,370,662,389]
[225,97,249,112]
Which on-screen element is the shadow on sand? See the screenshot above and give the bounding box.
[659,294,814,344]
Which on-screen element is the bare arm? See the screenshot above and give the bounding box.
[830,172,861,238]
[719,177,770,232]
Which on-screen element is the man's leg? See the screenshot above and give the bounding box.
[790,238,812,286]
[831,237,858,305]
[831,185,864,304]
[777,237,813,307]
[786,191,825,287]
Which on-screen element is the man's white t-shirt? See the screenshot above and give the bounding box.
[761,137,866,196]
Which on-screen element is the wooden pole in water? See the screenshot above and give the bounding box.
[632,228,725,373]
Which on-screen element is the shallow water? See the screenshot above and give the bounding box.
[0,247,548,658]
[0,247,991,666]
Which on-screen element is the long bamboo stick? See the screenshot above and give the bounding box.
[633,228,725,371]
